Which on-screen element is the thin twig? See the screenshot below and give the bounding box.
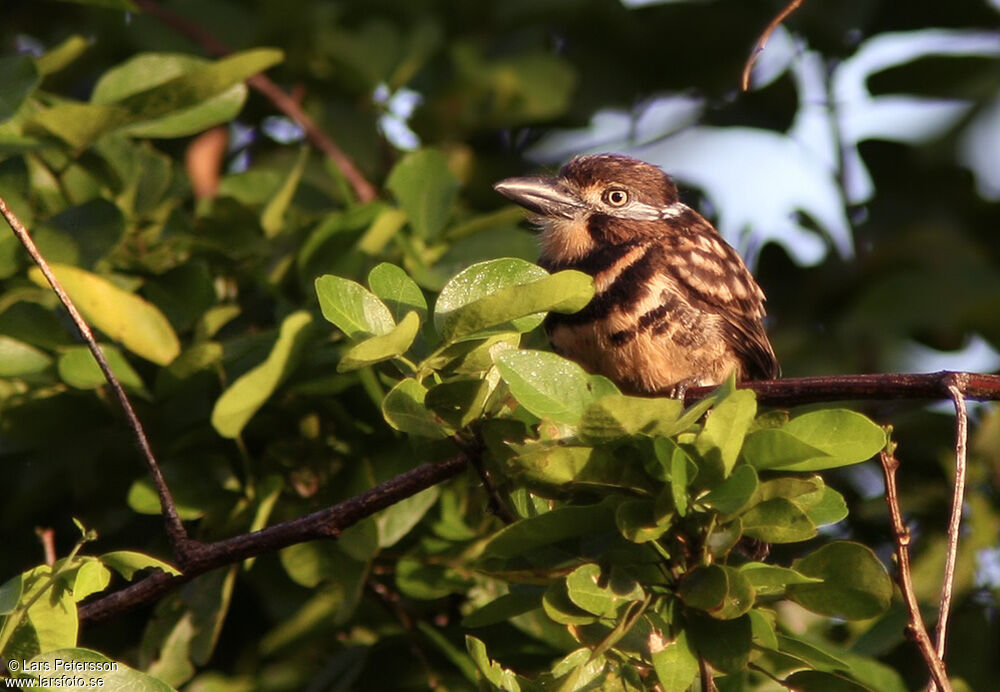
[132,0,377,203]
[927,378,970,691]
[36,528,56,567]
[879,449,952,692]
[79,453,469,626]
[456,434,516,524]
[741,0,807,91]
[698,656,717,692]
[367,579,441,689]
[0,195,190,553]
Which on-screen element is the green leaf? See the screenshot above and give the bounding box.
[678,564,727,612]
[668,441,690,517]
[27,265,180,366]
[99,551,180,580]
[338,311,420,372]
[35,35,90,77]
[0,336,52,376]
[425,377,493,429]
[700,464,758,516]
[738,563,822,596]
[580,395,684,443]
[483,502,616,559]
[30,48,281,147]
[279,542,344,588]
[57,344,148,396]
[565,564,644,618]
[787,541,893,620]
[744,409,886,471]
[433,258,545,338]
[0,574,23,615]
[397,555,472,599]
[20,648,175,691]
[687,613,752,674]
[651,628,699,692]
[678,565,754,620]
[433,258,593,344]
[376,485,440,548]
[783,670,873,692]
[0,55,40,122]
[440,270,594,344]
[507,444,652,492]
[615,499,673,543]
[211,311,315,438]
[496,349,597,424]
[740,497,817,543]
[386,148,458,239]
[368,262,427,323]
[550,650,607,690]
[260,146,308,237]
[715,566,755,619]
[90,52,248,138]
[338,519,379,562]
[381,377,451,438]
[53,563,110,604]
[748,608,779,649]
[34,199,124,270]
[795,485,849,527]
[463,590,543,628]
[67,561,109,600]
[465,636,522,692]
[4,566,77,660]
[742,429,832,470]
[695,388,756,477]
[543,580,598,625]
[316,274,394,340]
[776,633,850,672]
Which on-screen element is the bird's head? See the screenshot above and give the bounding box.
[493,154,680,224]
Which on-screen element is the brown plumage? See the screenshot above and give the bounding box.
[494,153,779,396]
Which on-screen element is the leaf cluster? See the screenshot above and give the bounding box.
[313,257,897,691]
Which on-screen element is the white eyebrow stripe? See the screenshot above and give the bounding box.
[625,202,665,220]
[659,202,688,220]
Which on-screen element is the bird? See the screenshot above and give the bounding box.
[493,153,779,397]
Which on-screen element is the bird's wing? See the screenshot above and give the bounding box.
[663,212,780,381]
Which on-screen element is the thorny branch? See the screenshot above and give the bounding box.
[741,0,807,91]
[131,0,377,203]
[879,449,953,692]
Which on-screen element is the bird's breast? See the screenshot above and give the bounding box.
[542,240,738,393]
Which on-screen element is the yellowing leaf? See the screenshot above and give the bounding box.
[28,264,180,365]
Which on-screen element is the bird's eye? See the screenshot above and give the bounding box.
[603,188,629,207]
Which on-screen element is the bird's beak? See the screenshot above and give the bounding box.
[493,176,584,219]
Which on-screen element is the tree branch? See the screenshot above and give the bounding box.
[879,449,953,692]
[741,0,807,91]
[684,372,1000,407]
[0,195,190,554]
[73,370,1000,628]
[131,0,377,203]
[79,453,469,626]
